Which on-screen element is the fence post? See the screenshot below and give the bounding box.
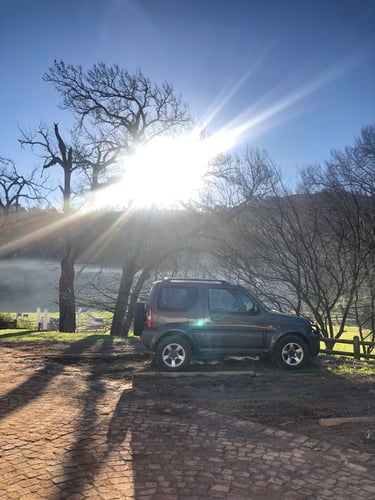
[353,336,360,360]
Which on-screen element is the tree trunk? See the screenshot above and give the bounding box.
[59,242,76,332]
[111,264,135,336]
[120,268,151,336]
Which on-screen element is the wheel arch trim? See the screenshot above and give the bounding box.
[154,330,195,352]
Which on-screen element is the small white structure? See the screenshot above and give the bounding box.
[42,309,49,330]
[36,307,41,329]
[36,307,50,330]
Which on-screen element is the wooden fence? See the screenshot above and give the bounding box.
[320,336,375,361]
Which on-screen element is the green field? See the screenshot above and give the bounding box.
[320,326,373,353]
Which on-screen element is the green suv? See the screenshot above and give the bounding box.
[134,278,320,371]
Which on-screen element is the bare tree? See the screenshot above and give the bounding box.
[300,125,375,349]
[258,191,369,340]
[201,126,375,352]
[0,157,44,215]
[201,148,280,211]
[327,125,375,197]
[190,148,281,281]
[19,124,84,332]
[77,142,120,192]
[44,61,191,149]
[205,160,368,342]
[43,61,193,335]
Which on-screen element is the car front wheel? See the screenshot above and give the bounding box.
[155,335,192,371]
[275,335,309,370]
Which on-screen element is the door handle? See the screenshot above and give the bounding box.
[210,315,222,322]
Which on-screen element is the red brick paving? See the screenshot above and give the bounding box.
[0,343,374,499]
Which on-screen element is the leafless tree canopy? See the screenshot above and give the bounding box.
[300,125,375,345]
[19,124,81,213]
[208,126,374,347]
[200,147,280,212]
[44,61,192,148]
[300,125,375,197]
[0,157,44,215]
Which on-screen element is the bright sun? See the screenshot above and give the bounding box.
[86,128,238,210]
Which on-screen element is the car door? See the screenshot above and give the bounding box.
[201,286,269,349]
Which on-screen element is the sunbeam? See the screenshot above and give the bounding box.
[81,51,364,212]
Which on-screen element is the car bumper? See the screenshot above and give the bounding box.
[309,328,321,356]
[140,329,158,350]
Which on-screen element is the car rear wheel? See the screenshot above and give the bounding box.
[155,335,191,371]
[275,335,309,370]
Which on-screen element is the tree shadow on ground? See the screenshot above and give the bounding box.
[0,336,101,419]
[103,360,375,498]
[2,345,374,498]
[54,337,118,499]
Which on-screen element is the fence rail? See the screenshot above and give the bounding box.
[320,335,375,361]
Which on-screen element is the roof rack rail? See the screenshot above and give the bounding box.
[162,277,230,285]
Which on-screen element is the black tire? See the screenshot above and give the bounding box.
[155,335,192,371]
[133,302,146,336]
[275,335,309,370]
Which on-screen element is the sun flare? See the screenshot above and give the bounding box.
[86,128,238,210]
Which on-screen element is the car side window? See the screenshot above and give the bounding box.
[158,286,198,312]
[208,288,256,313]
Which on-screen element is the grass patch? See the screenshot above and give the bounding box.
[320,325,371,342]
[322,357,375,375]
[320,326,374,359]
[0,329,126,343]
[329,364,375,375]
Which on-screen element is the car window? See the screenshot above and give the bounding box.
[208,288,255,313]
[158,286,198,311]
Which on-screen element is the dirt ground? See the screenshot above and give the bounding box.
[2,339,375,457]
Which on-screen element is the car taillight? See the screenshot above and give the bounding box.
[146,307,152,328]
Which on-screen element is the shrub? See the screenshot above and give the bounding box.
[0,313,17,329]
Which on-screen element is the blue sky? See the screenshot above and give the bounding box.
[1,0,374,184]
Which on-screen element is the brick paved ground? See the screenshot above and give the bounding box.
[0,343,374,499]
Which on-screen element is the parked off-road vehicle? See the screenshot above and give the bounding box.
[134,278,320,371]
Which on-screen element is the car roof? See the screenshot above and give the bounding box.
[154,278,230,285]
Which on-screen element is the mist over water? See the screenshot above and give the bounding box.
[0,259,60,312]
[0,259,121,313]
